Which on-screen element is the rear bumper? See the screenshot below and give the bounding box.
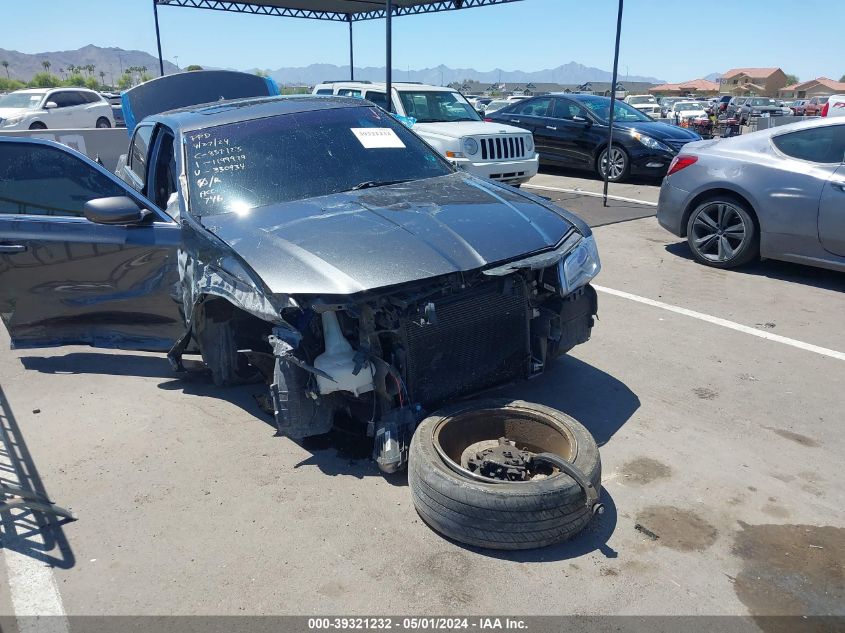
[656,180,691,236]
[454,154,539,185]
[629,147,676,177]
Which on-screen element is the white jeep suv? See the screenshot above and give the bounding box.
[313,81,538,186]
[0,88,114,130]
[624,94,661,118]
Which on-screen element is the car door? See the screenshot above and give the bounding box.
[43,90,79,128]
[0,137,184,351]
[819,164,845,256]
[497,97,552,154]
[542,98,596,167]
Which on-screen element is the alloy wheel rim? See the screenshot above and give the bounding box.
[600,148,626,180]
[691,202,748,262]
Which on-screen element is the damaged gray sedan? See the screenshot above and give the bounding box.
[0,96,600,483]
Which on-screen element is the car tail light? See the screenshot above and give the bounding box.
[821,102,830,117]
[483,117,493,122]
[667,155,698,176]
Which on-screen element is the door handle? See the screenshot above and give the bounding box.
[834,183,845,192]
[510,119,521,123]
[0,244,27,253]
[545,125,558,131]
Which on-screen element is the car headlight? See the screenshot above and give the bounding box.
[3,115,24,126]
[631,131,671,152]
[558,235,601,295]
[525,135,534,152]
[462,137,479,156]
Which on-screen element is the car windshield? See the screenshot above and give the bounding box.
[676,103,703,111]
[397,90,481,123]
[0,91,45,109]
[186,105,453,217]
[750,98,777,106]
[578,97,652,123]
[485,100,509,112]
[629,96,656,104]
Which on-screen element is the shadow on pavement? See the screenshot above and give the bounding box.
[0,385,75,569]
[664,242,845,293]
[539,163,662,187]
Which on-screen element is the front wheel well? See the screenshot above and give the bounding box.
[680,189,759,237]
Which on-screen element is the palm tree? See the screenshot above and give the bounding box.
[59,67,66,79]
[41,60,51,73]
[99,70,106,86]
[66,64,75,75]
[87,64,95,77]
[1,61,9,79]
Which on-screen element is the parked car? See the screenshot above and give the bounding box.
[481,98,511,115]
[486,94,701,182]
[715,95,733,114]
[659,97,683,118]
[312,82,538,186]
[624,94,661,118]
[0,87,114,130]
[736,97,788,124]
[473,97,492,114]
[666,101,709,123]
[789,99,809,116]
[725,96,749,120]
[804,96,830,117]
[0,95,601,476]
[657,117,845,270]
[821,95,845,117]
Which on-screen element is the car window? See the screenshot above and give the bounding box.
[128,125,154,183]
[772,125,845,164]
[185,105,453,216]
[0,142,127,217]
[364,91,388,109]
[0,91,46,109]
[150,131,177,212]
[81,91,102,104]
[49,91,85,108]
[578,96,652,123]
[315,89,333,95]
[508,97,551,117]
[551,99,586,120]
[337,89,362,97]
[397,90,480,123]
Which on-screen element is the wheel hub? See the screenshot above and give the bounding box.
[466,438,534,481]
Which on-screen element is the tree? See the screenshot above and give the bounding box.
[117,73,133,90]
[785,74,800,85]
[41,60,51,73]
[184,64,203,71]
[29,72,60,88]
[0,77,25,92]
[840,75,845,83]
[66,73,86,87]
[1,61,9,79]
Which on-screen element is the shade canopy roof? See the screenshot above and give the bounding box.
[155,0,525,21]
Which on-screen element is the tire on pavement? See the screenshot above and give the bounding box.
[686,195,759,268]
[408,399,601,550]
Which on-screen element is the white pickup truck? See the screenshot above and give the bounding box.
[312,81,538,186]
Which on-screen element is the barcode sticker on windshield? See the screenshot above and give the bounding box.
[351,128,406,149]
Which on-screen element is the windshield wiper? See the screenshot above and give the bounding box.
[349,179,411,191]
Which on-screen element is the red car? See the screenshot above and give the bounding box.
[804,96,830,116]
[789,99,808,116]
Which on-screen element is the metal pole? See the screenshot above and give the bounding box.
[385,0,392,112]
[348,16,354,81]
[603,0,624,206]
[152,0,165,76]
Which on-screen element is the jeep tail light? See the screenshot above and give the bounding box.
[667,155,698,176]
[821,102,830,117]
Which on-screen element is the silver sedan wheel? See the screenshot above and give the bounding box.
[599,147,627,181]
[690,202,749,263]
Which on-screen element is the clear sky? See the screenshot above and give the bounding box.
[1,0,842,83]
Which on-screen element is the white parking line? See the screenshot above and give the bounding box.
[594,284,845,362]
[4,549,69,633]
[524,184,658,207]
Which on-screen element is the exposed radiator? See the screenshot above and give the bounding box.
[402,283,530,407]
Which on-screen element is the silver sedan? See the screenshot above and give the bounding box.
[657,117,845,271]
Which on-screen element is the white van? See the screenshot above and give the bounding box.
[312,81,538,186]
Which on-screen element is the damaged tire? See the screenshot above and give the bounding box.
[408,399,601,550]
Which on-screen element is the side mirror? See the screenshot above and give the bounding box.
[84,196,151,225]
[44,101,58,110]
[573,115,591,125]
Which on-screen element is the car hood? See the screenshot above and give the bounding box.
[413,120,527,138]
[0,107,29,119]
[201,173,579,296]
[614,120,701,141]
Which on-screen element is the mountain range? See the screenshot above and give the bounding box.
[256,61,665,87]
[0,45,179,82]
[1,45,665,87]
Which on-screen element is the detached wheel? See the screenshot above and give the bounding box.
[408,399,601,550]
[597,146,629,182]
[96,117,111,128]
[686,196,758,268]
